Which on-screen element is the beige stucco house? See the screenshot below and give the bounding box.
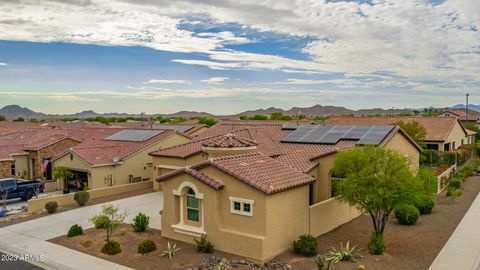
[52,129,190,190]
[152,122,421,263]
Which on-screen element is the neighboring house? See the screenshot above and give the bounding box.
[438,109,480,123]
[0,130,82,180]
[326,116,472,151]
[52,129,191,190]
[151,122,421,263]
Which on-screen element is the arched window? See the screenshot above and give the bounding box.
[186,188,199,222]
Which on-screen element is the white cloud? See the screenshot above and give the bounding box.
[0,63,7,66]
[144,79,190,84]
[0,0,478,92]
[201,77,230,84]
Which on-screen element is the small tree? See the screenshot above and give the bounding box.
[332,146,421,254]
[90,204,127,241]
[0,115,5,121]
[53,166,73,193]
[394,120,426,147]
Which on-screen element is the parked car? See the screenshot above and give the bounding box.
[0,178,44,201]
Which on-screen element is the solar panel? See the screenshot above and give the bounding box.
[316,126,353,144]
[104,129,165,142]
[342,126,373,140]
[357,126,394,145]
[281,124,395,146]
[151,125,194,133]
[300,125,333,143]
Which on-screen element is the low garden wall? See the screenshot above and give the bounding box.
[43,180,58,192]
[28,180,153,213]
[309,197,362,237]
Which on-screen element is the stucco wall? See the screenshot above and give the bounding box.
[27,180,153,212]
[52,152,94,189]
[189,126,209,137]
[264,185,310,260]
[384,132,420,171]
[309,198,362,237]
[443,121,469,150]
[12,155,29,179]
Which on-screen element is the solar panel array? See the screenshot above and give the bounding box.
[104,129,165,142]
[281,125,394,145]
[151,125,195,133]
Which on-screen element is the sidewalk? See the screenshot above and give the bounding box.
[429,193,480,270]
[0,192,163,270]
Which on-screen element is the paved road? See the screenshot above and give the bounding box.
[0,252,43,270]
[429,192,480,270]
[0,192,163,270]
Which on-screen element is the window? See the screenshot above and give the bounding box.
[444,143,450,151]
[452,142,456,150]
[462,139,464,145]
[186,188,199,222]
[229,197,254,216]
[10,161,16,176]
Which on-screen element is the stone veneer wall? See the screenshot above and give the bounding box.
[28,138,81,179]
[0,160,12,178]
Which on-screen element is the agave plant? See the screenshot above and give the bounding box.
[161,242,181,259]
[325,241,362,264]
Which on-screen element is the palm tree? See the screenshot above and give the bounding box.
[53,166,74,194]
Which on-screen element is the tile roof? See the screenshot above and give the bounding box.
[466,129,477,136]
[157,166,224,190]
[326,116,466,142]
[157,152,315,195]
[440,109,480,122]
[150,128,256,158]
[55,129,177,166]
[201,133,257,148]
[0,144,27,161]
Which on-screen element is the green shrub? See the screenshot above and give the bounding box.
[292,234,317,256]
[132,212,149,232]
[67,224,83,237]
[395,204,420,225]
[45,201,58,213]
[74,191,90,206]
[368,232,385,255]
[214,258,231,270]
[315,255,326,270]
[102,240,121,255]
[194,234,214,253]
[94,215,110,229]
[447,186,462,200]
[137,239,157,254]
[449,178,462,189]
[413,194,435,214]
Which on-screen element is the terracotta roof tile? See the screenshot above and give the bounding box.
[54,129,177,166]
[209,152,315,194]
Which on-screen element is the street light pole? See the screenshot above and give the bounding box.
[466,94,470,123]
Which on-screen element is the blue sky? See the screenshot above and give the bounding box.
[0,0,478,114]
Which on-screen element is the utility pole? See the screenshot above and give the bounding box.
[466,94,470,123]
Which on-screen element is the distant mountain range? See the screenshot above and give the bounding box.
[450,104,480,112]
[0,104,478,120]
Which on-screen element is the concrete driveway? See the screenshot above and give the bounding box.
[0,191,163,270]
